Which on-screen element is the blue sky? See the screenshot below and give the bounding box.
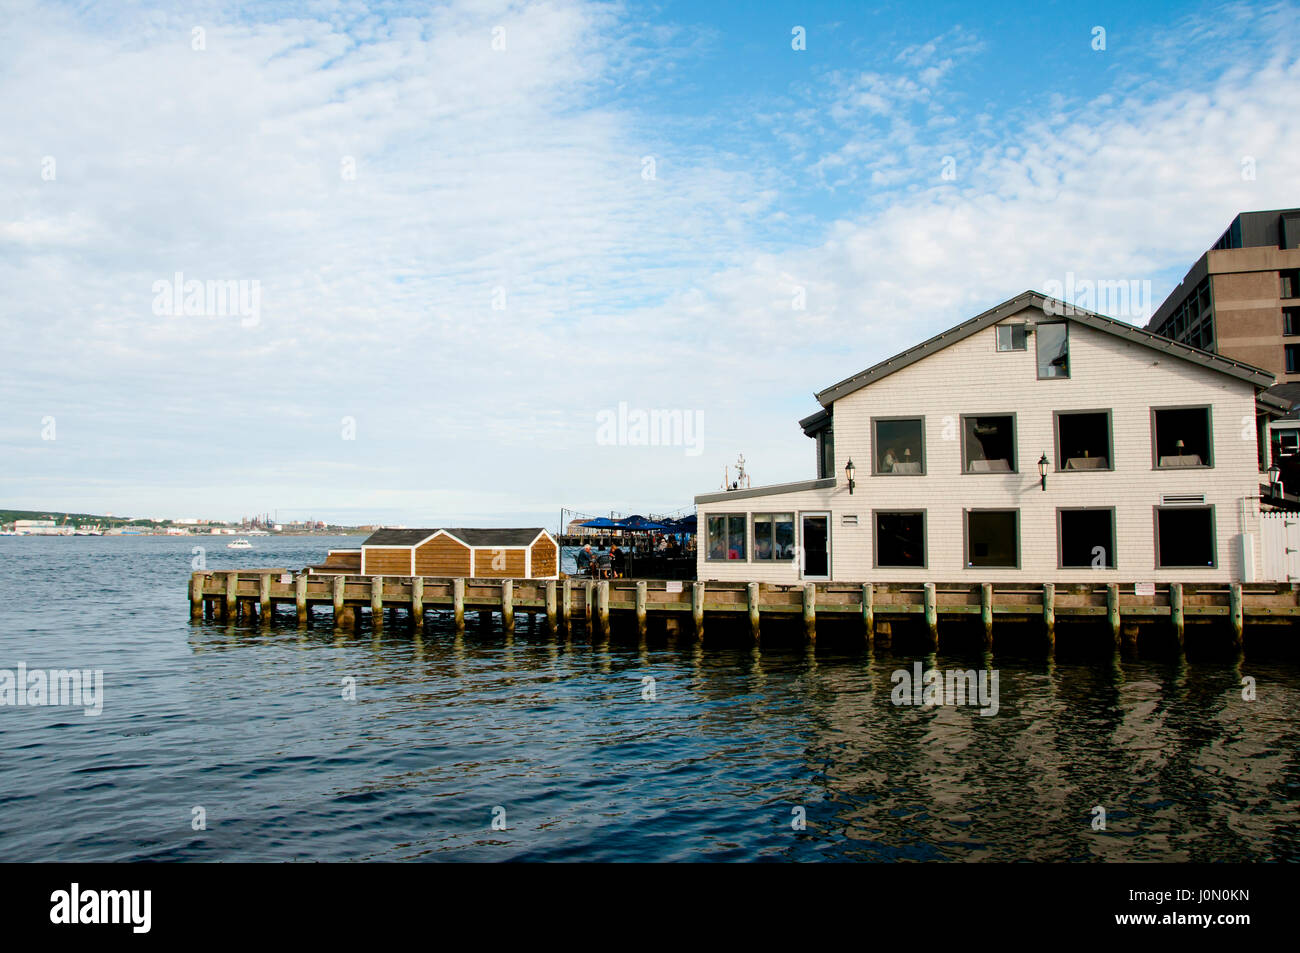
[2,0,1298,527]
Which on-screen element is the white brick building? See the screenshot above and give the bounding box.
[695,292,1285,583]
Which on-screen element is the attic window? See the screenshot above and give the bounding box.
[996,324,1027,351]
[1037,322,1070,378]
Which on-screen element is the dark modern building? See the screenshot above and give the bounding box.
[1146,208,1300,381]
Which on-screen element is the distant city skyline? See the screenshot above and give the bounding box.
[3,0,1299,527]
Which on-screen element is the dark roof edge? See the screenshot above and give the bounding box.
[799,408,831,435]
[814,291,1274,406]
[695,477,835,505]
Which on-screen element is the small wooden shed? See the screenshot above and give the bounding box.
[358,528,558,579]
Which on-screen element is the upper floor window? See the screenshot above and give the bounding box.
[1285,307,1300,337]
[1055,410,1112,471]
[996,324,1027,351]
[1287,344,1300,374]
[1281,269,1299,299]
[962,415,1017,473]
[1152,406,1212,469]
[873,417,925,474]
[1037,322,1070,378]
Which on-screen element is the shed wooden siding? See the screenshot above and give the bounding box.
[362,547,414,575]
[530,536,558,577]
[471,547,527,578]
[414,534,472,576]
[697,306,1266,584]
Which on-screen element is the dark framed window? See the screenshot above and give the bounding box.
[816,428,834,479]
[1155,506,1216,568]
[1281,269,1299,299]
[1036,321,1070,378]
[874,511,926,568]
[753,513,795,561]
[1152,406,1212,468]
[962,415,1017,473]
[1055,410,1113,471]
[705,514,748,561]
[1059,508,1116,568]
[965,509,1019,569]
[1284,307,1300,337]
[873,417,925,474]
[997,323,1027,351]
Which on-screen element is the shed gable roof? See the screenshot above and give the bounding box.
[814,290,1273,407]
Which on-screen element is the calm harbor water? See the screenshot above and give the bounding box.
[1,535,1297,862]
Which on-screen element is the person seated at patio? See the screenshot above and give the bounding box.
[575,544,593,575]
[594,551,613,578]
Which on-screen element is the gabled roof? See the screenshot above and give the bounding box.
[814,290,1274,407]
[362,527,548,548]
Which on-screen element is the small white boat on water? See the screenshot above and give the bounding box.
[227,538,253,549]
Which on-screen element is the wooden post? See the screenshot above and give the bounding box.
[923,582,938,648]
[501,579,514,634]
[371,576,384,630]
[1230,582,1243,646]
[1042,583,1055,649]
[332,575,345,625]
[691,581,705,639]
[224,571,238,623]
[258,572,272,626]
[190,573,204,621]
[295,572,308,625]
[546,580,558,635]
[411,576,424,628]
[747,582,760,640]
[980,583,994,647]
[1106,583,1120,646]
[596,580,610,638]
[453,577,465,632]
[862,582,874,642]
[560,578,571,632]
[584,580,594,631]
[803,583,816,641]
[1169,582,1184,648]
[636,581,648,639]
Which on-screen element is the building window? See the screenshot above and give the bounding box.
[753,513,795,560]
[1289,344,1300,375]
[1153,407,1212,468]
[1055,410,1112,470]
[706,514,747,561]
[1285,308,1300,338]
[1059,508,1115,568]
[816,428,834,479]
[1281,269,1299,299]
[873,417,925,474]
[1155,506,1216,568]
[996,324,1027,351]
[966,510,1019,568]
[875,511,926,568]
[962,415,1017,472]
[1036,322,1069,378]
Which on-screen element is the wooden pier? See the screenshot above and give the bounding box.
[189,572,1300,650]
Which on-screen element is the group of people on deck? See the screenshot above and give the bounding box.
[573,534,685,578]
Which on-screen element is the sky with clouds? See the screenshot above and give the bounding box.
[2,0,1298,527]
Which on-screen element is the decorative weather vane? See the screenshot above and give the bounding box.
[723,453,751,491]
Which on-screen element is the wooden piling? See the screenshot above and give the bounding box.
[1230,582,1244,646]
[584,580,594,631]
[560,578,571,632]
[596,580,610,638]
[411,576,424,628]
[332,575,344,624]
[501,579,514,634]
[803,583,816,641]
[747,582,760,640]
[1170,582,1184,648]
[923,582,938,647]
[546,580,558,635]
[190,573,204,621]
[691,581,704,639]
[259,572,272,625]
[1107,583,1120,645]
[453,577,465,632]
[862,582,874,641]
[370,576,384,630]
[1042,583,1055,648]
[295,572,308,625]
[636,581,649,639]
[224,571,238,623]
[980,583,994,647]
